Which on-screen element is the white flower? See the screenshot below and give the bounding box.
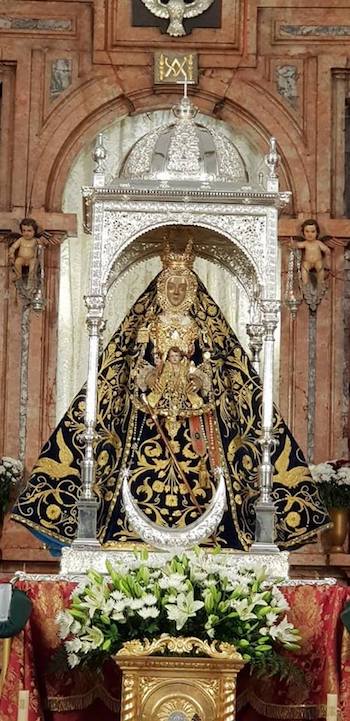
[80,625,104,649]
[67,653,80,668]
[337,468,350,486]
[137,606,160,619]
[149,569,162,579]
[71,619,83,635]
[70,581,88,597]
[80,640,94,654]
[266,611,279,626]
[2,457,22,470]
[65,637,83,653]
[159,573,187,591]
[142,593,157,606]
[231,598,257,621]
[270,587,289,612]
[111,590,126,602]
[189,567,207,583]
[250,592,269,607]
[269,617,299,644]
[56,610,75,639]
[309,463,334,483]
[165,591,204,631]
[100,598,115,615]
[129,598,145,611]
[79,586,108,619]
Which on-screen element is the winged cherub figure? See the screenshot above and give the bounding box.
[141,0,214,36]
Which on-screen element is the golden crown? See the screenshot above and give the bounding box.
[161,238,194,271]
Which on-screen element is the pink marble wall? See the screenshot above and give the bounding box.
[0,0,349,566]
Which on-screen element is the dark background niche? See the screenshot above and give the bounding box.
[132,0,222,34]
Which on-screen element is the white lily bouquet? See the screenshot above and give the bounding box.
[57,550,301,679]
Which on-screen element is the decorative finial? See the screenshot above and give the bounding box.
[172,95,198,121]
[264,137,280,192]
[174,67,197,120]
[93,133,107,186]
[265,137,279,179]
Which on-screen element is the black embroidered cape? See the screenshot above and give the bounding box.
[11,275,329,554]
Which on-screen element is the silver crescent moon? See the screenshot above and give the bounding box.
[122,470,227,550]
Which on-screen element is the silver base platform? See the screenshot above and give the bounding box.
[60,544,290,580]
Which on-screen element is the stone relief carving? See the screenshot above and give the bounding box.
[0,16,73,31]
[279,24,350,38]
[276,65,298,109]
[50,59,72,100]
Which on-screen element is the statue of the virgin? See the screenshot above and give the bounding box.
[11,241,328,554]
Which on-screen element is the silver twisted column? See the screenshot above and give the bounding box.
[73,294,105,547]
[246,324,265,375]
[246,283,264,375]
[251,299,281,553]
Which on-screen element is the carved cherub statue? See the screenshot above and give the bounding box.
[290,218,331,289]
[8,218,40,281]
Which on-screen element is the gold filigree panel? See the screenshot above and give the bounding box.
[116,640,244,721]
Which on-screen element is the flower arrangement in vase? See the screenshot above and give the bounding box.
[309,459,350,552]
[57,549,301,680]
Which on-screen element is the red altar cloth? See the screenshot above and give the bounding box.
[0,579,349,721]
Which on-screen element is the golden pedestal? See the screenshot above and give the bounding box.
[115,636,245,721]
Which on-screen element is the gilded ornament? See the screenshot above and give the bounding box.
[116,635,244,721]
[285,511,301,528]
[156,699,197,721]
[116,635,242,661]
[46,504,61,520]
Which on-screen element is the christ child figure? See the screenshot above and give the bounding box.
[291,218,331,289]
[9,218,39,281]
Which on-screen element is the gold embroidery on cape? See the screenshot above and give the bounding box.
[11,245,329,550]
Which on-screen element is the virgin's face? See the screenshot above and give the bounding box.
[166,275,187,307]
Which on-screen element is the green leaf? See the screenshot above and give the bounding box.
[256,606,273,617]
[87,569,104,585]
[69,608,87,621]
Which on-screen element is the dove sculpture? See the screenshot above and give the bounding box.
[141,0,215,37]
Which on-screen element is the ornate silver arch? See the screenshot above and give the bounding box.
[86,190,280,301]
[104,224,260,300]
